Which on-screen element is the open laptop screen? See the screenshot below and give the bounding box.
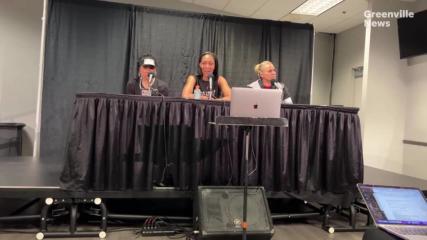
[359,185,427,225]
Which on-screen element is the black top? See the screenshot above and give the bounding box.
[126,78,169,96]
[193,75,221,99]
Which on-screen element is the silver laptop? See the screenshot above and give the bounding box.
[358,184,427,240]
[230,87,281,118]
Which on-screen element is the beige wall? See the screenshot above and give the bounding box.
[311,32,334,105]
[363,11,407,173]
[362,0,427,179]
[404,55,427,142]
[402,54,427,179]
[0,0,43,155]
[415,0,427,12]
[325,0,427,180]
[331,24,365,108]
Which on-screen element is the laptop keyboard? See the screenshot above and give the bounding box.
[387,226,427,235]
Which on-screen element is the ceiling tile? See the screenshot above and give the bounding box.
[193,0,230,10]
[107,0,371,33]
[251,0,306,20]
[322,11,365,33]
[281,13,315,24]
[224,0,267,16]
[309,0,368,33]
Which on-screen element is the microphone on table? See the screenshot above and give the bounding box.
[208,73,214,99]
[148,72,156,87]
[208,74,214,91]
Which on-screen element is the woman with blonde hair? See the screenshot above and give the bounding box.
[248,61,293,104]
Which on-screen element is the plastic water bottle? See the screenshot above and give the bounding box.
[194,85,201,100]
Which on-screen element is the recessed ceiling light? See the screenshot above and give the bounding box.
[291,0,345,16]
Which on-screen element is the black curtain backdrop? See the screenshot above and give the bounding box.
[41,0,313,159]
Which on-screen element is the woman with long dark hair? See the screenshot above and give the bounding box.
[181,52,231,100]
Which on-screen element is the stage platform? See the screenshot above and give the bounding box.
[0,157,299,200]
[1,156,427,238]
[0,156,62,198]
[0,157,197,239]
[0,156,195,199]
[1,156,426,198]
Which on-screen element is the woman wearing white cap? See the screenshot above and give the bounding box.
[126,55,169,96]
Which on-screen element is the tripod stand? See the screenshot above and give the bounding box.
[212,116,288,240]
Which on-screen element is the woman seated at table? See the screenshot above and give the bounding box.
[126,55,169,96]
[248,61,293,104]
[181,51,231,101]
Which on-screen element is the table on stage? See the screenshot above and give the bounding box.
[60,93,363,206]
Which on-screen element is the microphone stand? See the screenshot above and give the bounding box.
[208,75,213,100]
[147,73,156,96]
[242,125,250,240]
[148,74,153,93]
[211,117,288,240]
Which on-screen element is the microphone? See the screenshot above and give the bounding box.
[148,72,155,83]
[271,79,282,89]
[148,72,156,89]
[208,74,214,100]
[208,74,214,91]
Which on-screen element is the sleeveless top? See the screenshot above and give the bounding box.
[193,75,221,99]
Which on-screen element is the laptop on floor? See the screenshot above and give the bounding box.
[357,184,427,240]
[230,87,281,118]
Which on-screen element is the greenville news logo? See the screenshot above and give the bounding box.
[364,10,414,28]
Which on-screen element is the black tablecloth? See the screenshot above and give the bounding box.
[60,93,364,206]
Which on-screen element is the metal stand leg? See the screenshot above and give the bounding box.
[321,202,375,233]
[349,205,356,228]
[100,202,107,232]
[69,204,78,233]
[37,198,107,239]
[322,205,334,233]
[40,203,49,232]
[367,214,373,225]
[242,127,250,240]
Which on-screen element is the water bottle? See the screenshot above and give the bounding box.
[194,85,201,100]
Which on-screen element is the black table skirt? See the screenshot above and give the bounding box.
[60,93,364,206]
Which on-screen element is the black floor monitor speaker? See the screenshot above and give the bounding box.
[195,186,274,240]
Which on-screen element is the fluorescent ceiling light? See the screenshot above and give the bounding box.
[291,0,344,16]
